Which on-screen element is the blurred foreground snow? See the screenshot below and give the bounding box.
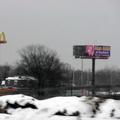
[0,94,120,120]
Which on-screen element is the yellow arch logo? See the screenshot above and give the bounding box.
[0,32,7,43]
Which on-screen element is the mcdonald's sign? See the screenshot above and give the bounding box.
[0,32,7,43]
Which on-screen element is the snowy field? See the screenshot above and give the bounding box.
[0,94,120,120]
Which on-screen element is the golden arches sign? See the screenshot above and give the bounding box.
[0,32,7,43]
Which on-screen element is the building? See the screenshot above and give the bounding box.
[4,76,38,88]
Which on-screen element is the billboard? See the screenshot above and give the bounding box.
[73,45,110,59]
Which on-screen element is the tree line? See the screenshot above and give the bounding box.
[0,44,120,95]
[73,68,120,86]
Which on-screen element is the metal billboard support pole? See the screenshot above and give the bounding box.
[81,53,84,87]
[92,58,95,96]
[81,53,84,96]
[81,57,83,86]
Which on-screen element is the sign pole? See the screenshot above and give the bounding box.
[81,56,83,86]
[92,58,95,96]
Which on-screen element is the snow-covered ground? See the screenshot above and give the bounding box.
[0,94,120,120]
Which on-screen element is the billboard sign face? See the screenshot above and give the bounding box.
[73,45,110,59]
[94,46,110,57]
[86,45,94,56]
[73,45,86,58]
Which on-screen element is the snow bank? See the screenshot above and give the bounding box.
[0,94,120,120]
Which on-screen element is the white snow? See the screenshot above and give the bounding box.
[0,94,120,120]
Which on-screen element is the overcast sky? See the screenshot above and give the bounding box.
[0,0,120,71]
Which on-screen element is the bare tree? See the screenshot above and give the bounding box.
[17,44,64,91]
[0,65,11,83]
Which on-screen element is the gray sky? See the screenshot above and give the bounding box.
[0,0,120,71]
